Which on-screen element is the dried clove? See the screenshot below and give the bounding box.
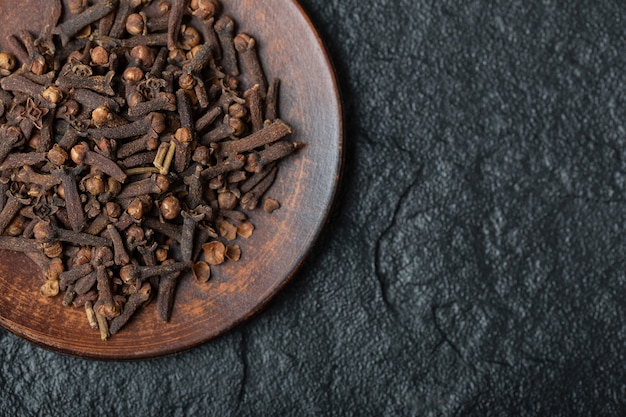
[265,78,281,121]
[234,33,267,97]
[142,217,182,242]
[72,88,122,112]
[182,42,213,77]
[0,236,41,252]
[94,264,120,319]
[123,150,159,169]
[53,0,118,46]
[87,112,165,140]
[16,166,62,190]
[0,193,30,236]
[201,153,246,180]
[181,211,205,262]
[52,167,85,231]
[0,152,47,170]
[167,0,187,51]
[219,119,292,155]
[116,133,160,159]
[245,84,264,132]
[173,128,193,173]
[214,16,238,76]
[84,300,98,329]
[156,262,180,321]
[75,270,98,295]
[0,74,45,101]
[116,174,169,199]
[127,92,176,117]
[35,0,63,56]
[120,260,192,282]
[109,0,142,38]
[0,0,303,340]
[109,282,151,334]
[106,224,130,266]
[34,219,112,248]
[246,141,305,173]
[184,164,205,209]
[240,165,278,211]
[59,263,93,290]
[18,30,47,75]
[70,142,128,183]
[195,105,222,133]
[121,33,169,48]
[0,126,24,165]
[57,71,116,96]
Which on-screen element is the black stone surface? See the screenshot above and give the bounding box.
[1,1,625,415]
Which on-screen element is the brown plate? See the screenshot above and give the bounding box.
[0,0,342,359]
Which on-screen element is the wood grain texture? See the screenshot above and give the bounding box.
[0,0,342,359]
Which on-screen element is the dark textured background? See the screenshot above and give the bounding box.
[1,0,626,415]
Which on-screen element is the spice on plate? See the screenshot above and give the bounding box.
[0,0,303,339]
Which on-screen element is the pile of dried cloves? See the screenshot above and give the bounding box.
[0,0,302,339]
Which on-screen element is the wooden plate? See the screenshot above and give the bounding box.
[0,0,342,359]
